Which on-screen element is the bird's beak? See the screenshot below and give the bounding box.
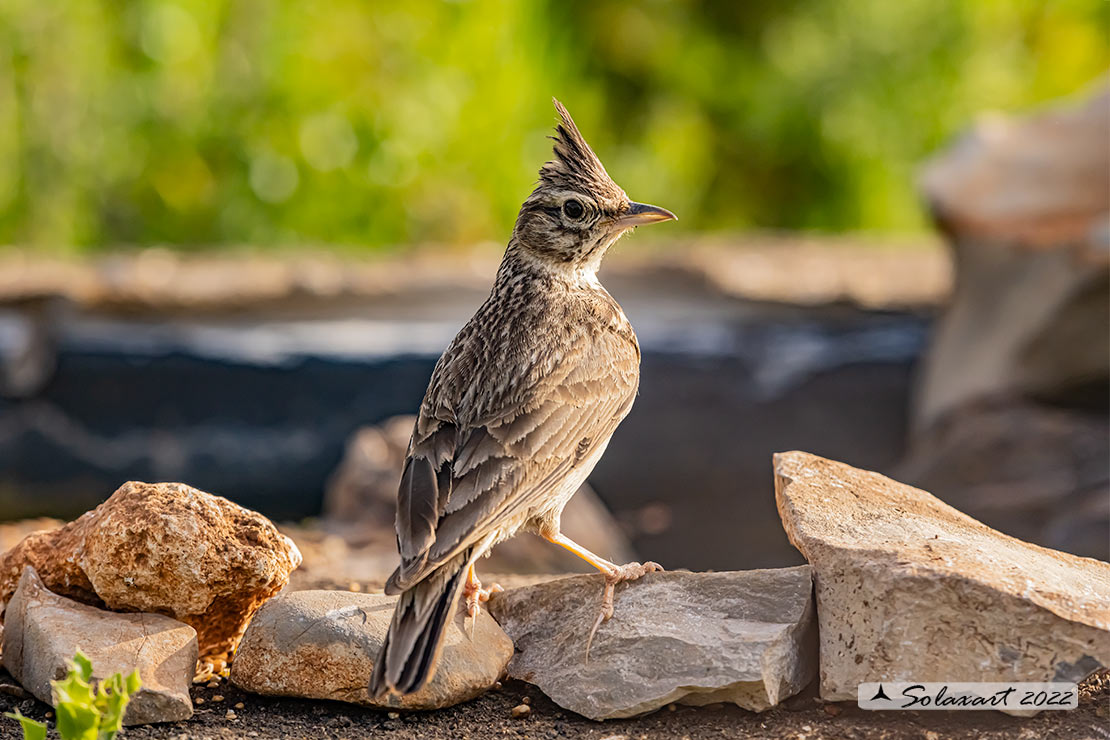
[613,202,677,228]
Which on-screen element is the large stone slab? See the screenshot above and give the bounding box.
[0,481,302,660]
[774,451,1110,706]
[488,567,816,719]
[230,589,512,710]
[2,566,197,725]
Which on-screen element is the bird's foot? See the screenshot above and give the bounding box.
[585,561,663,660]
[463,577,503,637]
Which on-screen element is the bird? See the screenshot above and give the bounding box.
[369,98,676,698]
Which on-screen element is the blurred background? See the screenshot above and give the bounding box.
[0,1,1106,581]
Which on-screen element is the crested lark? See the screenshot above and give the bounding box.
[370,99,675,697]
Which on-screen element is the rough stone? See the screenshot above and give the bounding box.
[230,589,512,710]
[323,415,636,574]
[774,451,1110,709]
[916,85,1109,429]
[2,566,196,725]
[487,567,817,719]
[0,481,302,658]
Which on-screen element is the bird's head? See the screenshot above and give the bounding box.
[512,99,675,272]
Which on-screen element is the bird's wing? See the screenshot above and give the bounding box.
[387,326,637,592]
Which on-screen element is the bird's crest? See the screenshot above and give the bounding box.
[540,99,625,201]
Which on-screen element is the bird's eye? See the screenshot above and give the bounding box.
[563,199,585,220]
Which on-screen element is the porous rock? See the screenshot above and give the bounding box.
[230,589,512,710]
[774,451,1110,708]
[488,567,817,719]
[2,566,196,725]
[0,481,302,658]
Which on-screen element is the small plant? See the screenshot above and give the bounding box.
[5,651,141,740]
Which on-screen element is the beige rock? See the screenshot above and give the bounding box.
[2,567,196,725]
[0,481,301,658]
[488,568,817,719]
[774,451,1110,709]
[230,589,512,710]
[916,85,1109,429]
[323,415,636,574]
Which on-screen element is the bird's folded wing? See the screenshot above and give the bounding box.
[388,331,637,591]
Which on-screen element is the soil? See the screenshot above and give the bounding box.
[1,671,1106,740]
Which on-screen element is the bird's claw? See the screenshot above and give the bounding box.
[585,561,663,661]
[463,579,503,638]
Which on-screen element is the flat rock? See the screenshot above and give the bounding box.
[0,481,302,660]
[230,589,513,710]
[2,566,197,725]
[774,451,1110,709]
[487,567,817,719]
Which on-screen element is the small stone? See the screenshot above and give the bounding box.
[511,704,530,718]
[1,567,197,725]
[230,589,513,710]
[234,702,244,709]
[488,567,816,719]
[774,451,1110,714]
[195,698,205,705]
[212,695,224,702]
[206,680,220,689]
[225,709,237,720]
[0,481,301,659]
[387,712,400,720]
[521,696,530,705]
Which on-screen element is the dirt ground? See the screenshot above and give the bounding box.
[1,670,1107,740]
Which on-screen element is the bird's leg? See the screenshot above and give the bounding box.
[462,563,502,637]
[541,531,663,660]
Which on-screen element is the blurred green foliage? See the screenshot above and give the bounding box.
[0,0,1105,251]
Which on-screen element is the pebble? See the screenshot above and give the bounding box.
[234,702,245,709]
[511,704,531,718]
[212,694,225,702]
[225,710,237,720]
[387,712,400,720]
[195,698,205,705]
[207,680,220,689]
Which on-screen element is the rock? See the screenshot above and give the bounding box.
[323,415,636,574]
[2,566,196,725]
[0,481,302,658]
[230,589,512,710]
[916,85,1109,430]
[487,567,817,719]
[895,399,1108,560]
[774,451,1110,709]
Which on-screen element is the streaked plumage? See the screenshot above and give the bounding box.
[370,99,675,697]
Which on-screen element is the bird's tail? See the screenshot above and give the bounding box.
[369,550,471,697]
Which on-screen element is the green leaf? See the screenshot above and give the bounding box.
[4,710,47,740]
[72,651,93,683]
[54,701,99,740]
[123,671,141,696]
